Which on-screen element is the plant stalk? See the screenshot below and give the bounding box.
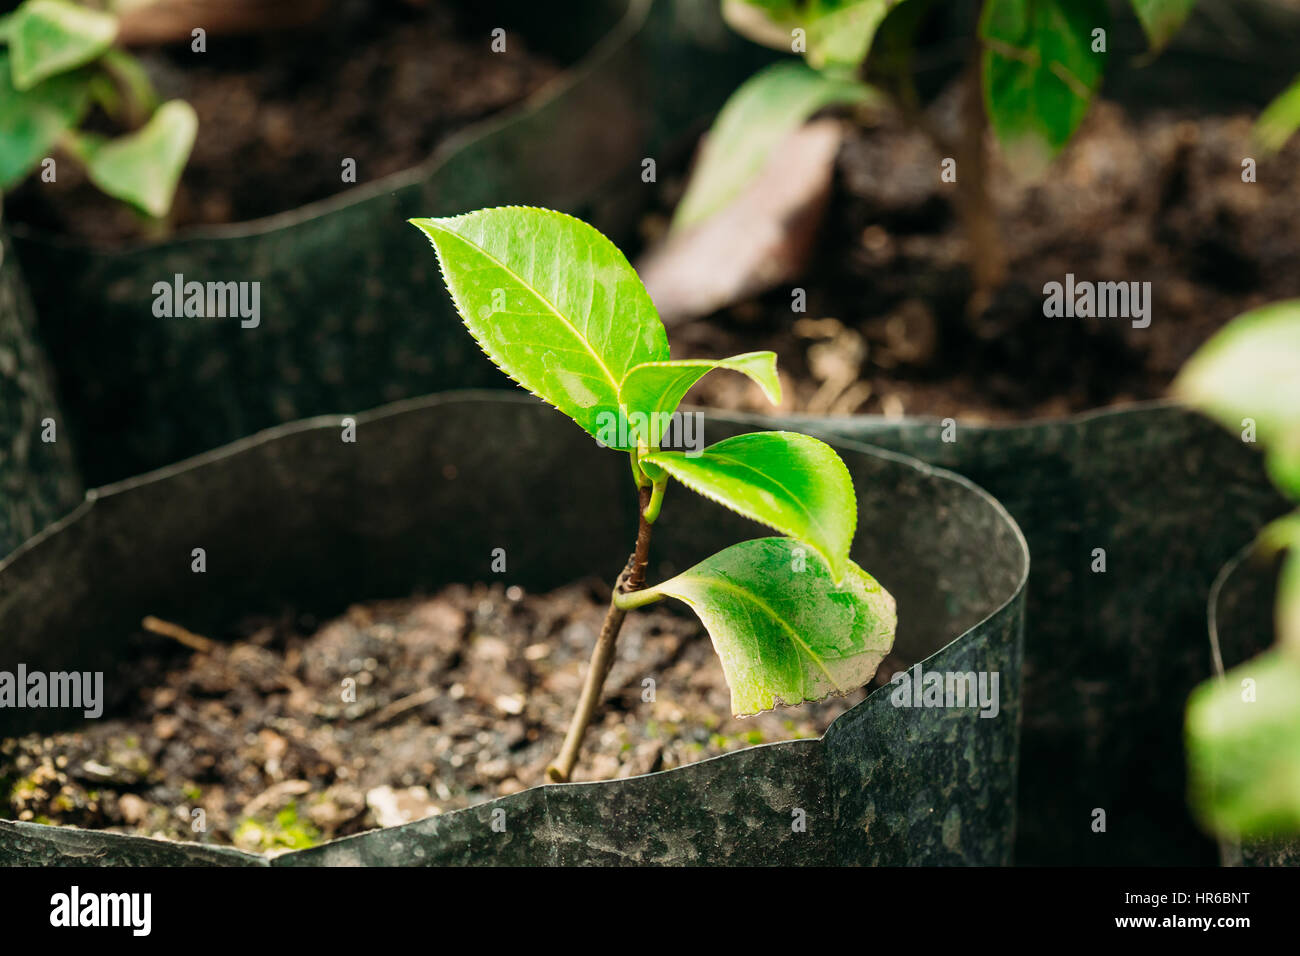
[546,483,656,783]
[954,49,1006,318]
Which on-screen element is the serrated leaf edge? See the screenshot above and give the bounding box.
[619,351,781,408]
[409,207,663,447]
[643,432,857,583]
[647,546,895,717]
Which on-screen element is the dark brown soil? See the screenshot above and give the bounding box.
[2,581,892,852]
[3,0,560,243]
[657,97,1300,422]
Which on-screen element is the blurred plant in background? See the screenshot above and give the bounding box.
[675,0,1198,312]
[1176,302,1300,840]
[0,0,196,218]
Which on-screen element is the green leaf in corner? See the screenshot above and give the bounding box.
[642,431,856,582]
[1186,650,1300,838]
[1255,74,1300,156]
[1172,300,1300,453]
[8,0,117,91]
[1129,0,1196,52]
[635,537,895,715]
[411,207,670,445]
[980,0,1107,167]
[618,351,780,448]
[671,61,876,233]
[0,50,90,188]
[73,99,196,217]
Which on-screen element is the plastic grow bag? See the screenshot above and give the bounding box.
[9,0,773,488]
[0,222,80,558]
[784,403,1290,865]
[0,392,1027,865]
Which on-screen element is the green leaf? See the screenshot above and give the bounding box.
[722,0,903,71]
[618,351,780,448]
[100,47,159,120]
[73,99,195,217]
[1255,74,1300,156]
[805,0,903,71]
[1259,511,1300,555]
[8,0,117,91]
[1172,300,1300,452]
[721,1,802,55]
[1186,650,1300,838]
[1280,547,1300,656]
[1258,512,1300,653]
[1129,0,1196,51]
[0,49,90,189]
[411,208,670,446]
[980,0,1107,166]
[643,430,856,582]
[1265,441,1300,503]
[634,537,895,715]
[672,61,874,232]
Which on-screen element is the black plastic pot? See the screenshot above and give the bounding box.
[0,393,1027,865]
[0,222,80,558]
[1206,546,1300,866]
[768,403,1291,865]
[6,0,771,489]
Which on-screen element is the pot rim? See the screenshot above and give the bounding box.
[0,389,1029,863]
[782,397,1182,433]
[3,0,652,252]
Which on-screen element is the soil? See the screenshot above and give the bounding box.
[3,0,561,243]
[1,580,895,852]
[653,95,1300,422]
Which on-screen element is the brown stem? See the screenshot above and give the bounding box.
[142,615,216,654]
[546,485,654,783]
[954,51,1006,318]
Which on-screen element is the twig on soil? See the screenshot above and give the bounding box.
[369,686,441,726]
[241,779,312,819]
[142,614,311,701]
[142,615,217,654]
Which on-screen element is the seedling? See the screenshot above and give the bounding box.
[0,0,196,218]
[682,0,1197,307]
[1175,301,1300,839]
[411,206,897,782]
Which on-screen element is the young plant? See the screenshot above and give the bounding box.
[0,0,197,218]
[410,206,897,782]
[682,0,1197,308]
[1174,301,1300,839]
